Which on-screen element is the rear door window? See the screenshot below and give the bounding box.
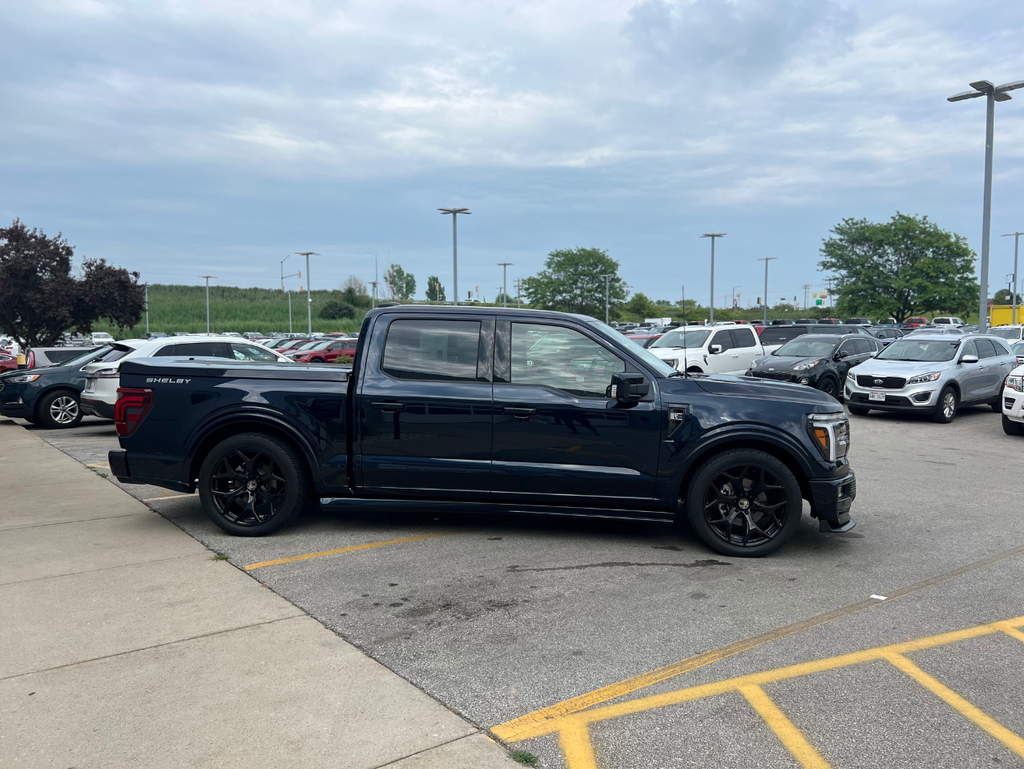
[382,320,482,381]
[231,344,279,362]
[176,342,230,358]
[730,328,756,348]
[975,339,998,359]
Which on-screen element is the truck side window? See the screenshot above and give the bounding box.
[730,328,756,348]
[710,330,733,352]
[382,320,481,381]
[510,323,624,398]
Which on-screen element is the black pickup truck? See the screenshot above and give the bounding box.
[109,306,856,557]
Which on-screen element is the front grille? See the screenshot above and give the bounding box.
[752,370,793,382]
[856,375,906,389]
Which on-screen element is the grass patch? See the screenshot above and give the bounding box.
[211,554,229,561]
[510,751,539,766]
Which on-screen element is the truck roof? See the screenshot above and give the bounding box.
[365,305,599,323]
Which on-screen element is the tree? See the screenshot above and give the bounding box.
[520,247,627,318]
[0,220,145,347]
[341,275,367,295]
[819,213,978,323]
[623,292,657,319]
[494,292,514,307]
[425,275,447,302]
[994,289,1022,305]
[384,264,416,301]
[320,298,355,319]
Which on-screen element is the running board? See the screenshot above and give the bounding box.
[319,497,672,522]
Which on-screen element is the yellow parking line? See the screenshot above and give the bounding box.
[243,531,462,571]
[739,685,832,769]
[557,718,599,769]
[998,623,1024,644]
[883,652,1024,759]
[493,541,1024,741]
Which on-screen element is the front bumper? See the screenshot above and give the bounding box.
[844,376,939,412]
[81,397,116,420]
[0,384,31,417]
[1003,387,1024,423]
[809,470,856,532]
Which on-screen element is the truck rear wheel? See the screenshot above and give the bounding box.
[198,432,308,536]
[686,449,801,557]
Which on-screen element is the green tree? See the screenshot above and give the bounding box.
[994,289,1022,305]
[0,220,144,347]
[622,292,657,320]
[520,247,627,318]
[425,275,447,302]
[819,213,978,323]
[384,264,416,301]
[320,298,355,320]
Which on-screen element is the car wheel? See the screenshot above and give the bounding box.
[198,432,309,536]
[37,390,83,429]
[686,367,703,375]
[933,387,957,423]
[848,405,870,416]
[310,357,324,363]
[818,377,838,399]
[1002,415,1024,436]
[991,399,1002,413]
[686,449,802,557]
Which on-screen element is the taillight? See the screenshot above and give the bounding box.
[115,387,153,436]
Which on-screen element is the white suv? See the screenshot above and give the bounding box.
[1003,364,1024,435]
[80,337,289,419]
[646,324,763,375]
[932,317,965,327]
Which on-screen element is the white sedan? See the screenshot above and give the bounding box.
[80,337,289,420]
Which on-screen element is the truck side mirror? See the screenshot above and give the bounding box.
[708,344,722,354]
[610,372,649,402]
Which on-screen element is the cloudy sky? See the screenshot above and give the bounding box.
[3,0,1024,308]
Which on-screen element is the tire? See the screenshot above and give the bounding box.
[686,367,703,375]
[991,400,1002,413]
[36,390,83,429]
[848,405,870,416]
[818,377,838,399]
[686,449,802,557]
[310,357,325,363]
[198,432,309,536]
[1003,415,1024,436]
[932,387,958,423]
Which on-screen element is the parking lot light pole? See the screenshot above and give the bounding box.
[601,274,614,324]
[948,78,1024,331]
[280,255,300,333]
[701,234,725,324]
[198,275,216,333]
[294,252,319,335]
[1004,232,1023,324]
[439,208,470,305]
[497,262,513,307]
[757,257,776,324]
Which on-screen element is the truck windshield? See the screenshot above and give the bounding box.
[649,328,711,349]
[876,339,959,362]
[990,328,1021,340]
[587,321,678,377]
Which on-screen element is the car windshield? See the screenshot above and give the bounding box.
[53,346,107,368]
[293,341,323,351]
[276,339,306,349]
[876,339,960,362]
[649,328,711,349]
[990,328,1021,340]
[1012,342,1024,353]
[587,320,677,377]
[305,341,332,351]
[774,339,839,357]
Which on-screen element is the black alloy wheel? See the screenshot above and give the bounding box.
[199,432,308,536]
[686,449,801,557]
[818,377,838,399]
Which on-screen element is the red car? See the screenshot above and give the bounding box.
[290,339,358,363]
[905,317,929,328]
[0,351,17,373]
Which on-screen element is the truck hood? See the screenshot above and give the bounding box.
[665,373,841,409]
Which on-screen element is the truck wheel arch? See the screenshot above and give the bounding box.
[188,417,322,496]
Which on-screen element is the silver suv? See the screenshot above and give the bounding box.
[843,333,1016,423]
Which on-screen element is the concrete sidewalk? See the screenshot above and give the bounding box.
[0,418,519,768]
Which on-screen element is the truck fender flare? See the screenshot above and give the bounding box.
[670,423,818,502]
[186,407,325,495]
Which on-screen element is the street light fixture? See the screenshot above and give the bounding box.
[948,78,1024,331]
[497,262,513,308]
[600,274,614,325]
[198,275,217,334]
[1004,232,1024,325]
[756,257,777,324]
[439,208,471,305]
[294,252,319,335]
[280,255,301,333]
[700,233,726,323]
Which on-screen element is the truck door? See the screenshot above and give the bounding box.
[356,317,493,498]
[491,320,660,506]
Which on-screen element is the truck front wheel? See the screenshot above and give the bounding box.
[686,449,802,557]
[198,432,309,536]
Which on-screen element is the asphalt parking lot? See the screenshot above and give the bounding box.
[21,404,1024,769]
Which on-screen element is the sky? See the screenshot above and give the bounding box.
[3,0,1024,309]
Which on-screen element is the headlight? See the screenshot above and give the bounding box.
[1008,375,1024,393]
[793,359,824,371]
[5,373,40,383]
[663,359,678,369]
[807,412,850,462]
[906,371,941,385]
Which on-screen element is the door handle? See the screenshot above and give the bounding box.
[371,401,406,413]
[503,406,537,419]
